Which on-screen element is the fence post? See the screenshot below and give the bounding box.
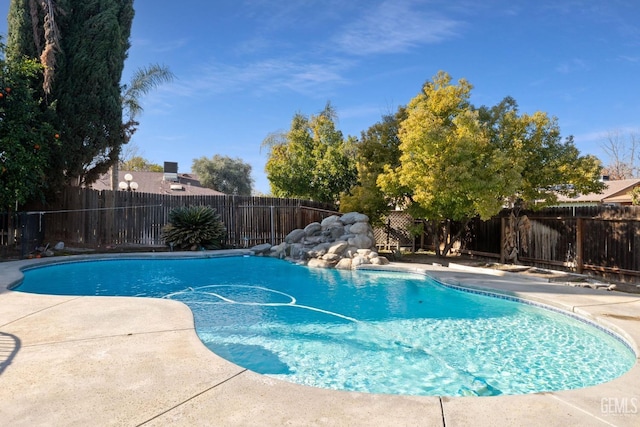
[575,217,584,274]
[7,210,15,246]
[500,216,506,264]
[105,190,114,246]
[19,212,27,258]
[270,205,275,245]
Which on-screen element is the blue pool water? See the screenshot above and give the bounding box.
[16,256,636,396]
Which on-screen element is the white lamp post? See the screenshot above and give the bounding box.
[119,173,138,191]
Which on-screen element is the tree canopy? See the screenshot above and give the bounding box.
[477,96,604,206]
[120,156,163,172]
[263,102,357,204]
[192,154,253,195]
[0,38,58,210]
[377,71,604,256]
[8,0,134,188]
[340,107,406,225]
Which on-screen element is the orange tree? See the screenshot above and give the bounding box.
[0,39,58,210]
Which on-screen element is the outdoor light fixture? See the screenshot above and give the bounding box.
[118,173,139,191]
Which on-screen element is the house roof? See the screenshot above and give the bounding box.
[555,178,640,204]
[90,170,226,196]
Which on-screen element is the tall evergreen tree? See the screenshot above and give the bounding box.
[8,0,134,187]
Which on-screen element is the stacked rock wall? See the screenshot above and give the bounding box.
[250,212,389,269]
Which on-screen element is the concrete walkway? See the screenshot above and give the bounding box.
[0,252,638,426]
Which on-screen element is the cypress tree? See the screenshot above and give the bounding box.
[7,0,134,187]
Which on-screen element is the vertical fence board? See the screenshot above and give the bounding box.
[18,188,337,249]
[6,189,640,282]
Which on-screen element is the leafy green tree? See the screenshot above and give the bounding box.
[8,0,134,188]
[6,1,42,63]
[192,155,253,195]
[263,102,357,204]
[379,71,518,256]
[379,71,603,257]
[340,107,406,226]
[477,96,604,207]
[120,156,163,172]
[631,187,640,206]
[0,38,58,210]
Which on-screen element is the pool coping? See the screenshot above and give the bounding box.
[0,250,638,426]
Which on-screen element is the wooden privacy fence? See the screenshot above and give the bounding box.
[12,187,338,249]
[377,206,640,282]
[464,206,640,282]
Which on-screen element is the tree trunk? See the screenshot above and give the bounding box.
[441,219,470,258]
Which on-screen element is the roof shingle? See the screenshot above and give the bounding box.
[90,170,226,196]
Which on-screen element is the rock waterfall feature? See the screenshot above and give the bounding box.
[250,212,389,269]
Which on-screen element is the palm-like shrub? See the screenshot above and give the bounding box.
[162,206,226,250]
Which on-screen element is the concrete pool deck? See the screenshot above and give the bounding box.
[0,251,638,426]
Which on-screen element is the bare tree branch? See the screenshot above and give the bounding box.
[601,130,638,179]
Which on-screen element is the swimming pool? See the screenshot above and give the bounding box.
[15,255,636,397]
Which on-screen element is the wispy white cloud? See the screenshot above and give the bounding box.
[130,37,189,53]
[132,1,465,105]
[573,129,612,144]
[619,55,640,63]
[166,57,352,98]
[334,0,462,55]
[573,127,640,146]
[555,58,589,74]
[153,38,190,53]
[339,104,388,120]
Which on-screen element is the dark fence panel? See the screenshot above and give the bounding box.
[376,205,640,283]
[462,216,502,257]
[521,216,577,267]
[4,189,640,283]
[470,206,640,282]
[10,188,337,250]
[581,218,640,273]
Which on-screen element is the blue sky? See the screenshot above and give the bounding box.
[2,1,639,193]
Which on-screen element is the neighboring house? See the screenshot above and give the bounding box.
[554,178,640,207]
[90,162,226,196]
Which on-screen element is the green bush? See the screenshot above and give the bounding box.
[162,206,226,250]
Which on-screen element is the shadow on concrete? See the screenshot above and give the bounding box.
[0,331,21,376]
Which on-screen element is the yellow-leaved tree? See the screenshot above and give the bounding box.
[379,71,603,257]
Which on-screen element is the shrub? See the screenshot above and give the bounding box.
[162,206,226,250]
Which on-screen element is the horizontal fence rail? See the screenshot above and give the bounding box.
[380,206,640,283]
[467,206,640,283]
[2,188,338,252]
[3,189,639,283]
